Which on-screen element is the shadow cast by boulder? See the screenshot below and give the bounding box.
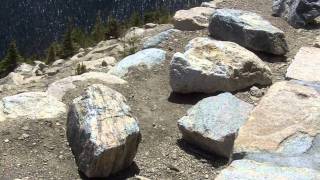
[255,51,288,63]
[177,139,229,168]
[79,162,140,180]
[168,92,221,105]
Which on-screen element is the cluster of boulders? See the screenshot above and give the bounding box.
[171,1,320,179]
[1,0,319,179]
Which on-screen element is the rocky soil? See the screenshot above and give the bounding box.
[0,0,319,179]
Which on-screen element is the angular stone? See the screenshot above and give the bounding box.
[236,80,320,170]
[143,29,180,49]
[173,7,215,31]
[209,9,288,55]
[67,84,141,178]
[109,48,166,77]
[46,72,126,100]
[0,92,66,121]
[286,47,320,83]
[216,160,320,180]
[178,93,253,158]
[170,37,272,94]
[273,0,320,28]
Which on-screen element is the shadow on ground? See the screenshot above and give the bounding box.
[79,162,140,180]
[177,139,229,168]
[168,92,220,105]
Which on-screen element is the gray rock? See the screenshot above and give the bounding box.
[273,0,320,28]
[109,48,166,77]
[170,37,272,94]
[178,93,253,158]
[216,160,320,180]
[209,9,288,55]
[143,29,180,49]
[67,84,141,178]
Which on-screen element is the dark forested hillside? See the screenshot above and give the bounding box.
[0,0,208,58]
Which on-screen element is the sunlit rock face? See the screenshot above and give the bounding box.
[0,0,208,58]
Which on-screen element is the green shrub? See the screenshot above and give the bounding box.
[75,62,87,75]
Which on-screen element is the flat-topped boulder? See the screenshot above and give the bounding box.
[209,9,288,55]
[109,48,166,77]
[0,92,66,121]
[173,7,215,31]
[178,93,253,158]
[46,72,126,100]
[273,0,320,28]
[286,47,320,83]
[170,37,272,94]
[67,84,141,178]
[235,81,320,169]
[216,160,320,180]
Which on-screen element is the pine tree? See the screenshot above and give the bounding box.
[91,11,106,43]
[46,45,56,64]
[129,12,143,27]
[105,16,121,39]
[62,25,75,59]
[0,41,21,77]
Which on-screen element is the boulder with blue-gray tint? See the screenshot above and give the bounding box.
[143,29,180,49]
[67,84,141,178]
[235,81,320,170]
[216,160,320,180]
[109,48,166,77]
[170,37,272,94]
[273,0,320,28]
[209,9,288,55]
[178,93,253,158]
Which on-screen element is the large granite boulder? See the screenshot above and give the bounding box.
[170,37,272,94]
[235,81,320,170]
[0,92,66,121]
[67,84,141,178]
[216,160,320,180]
[173,7,215,31]
[46,72,126,100]
[109,48,166,77]
[273,0,320,28]
[178,93,253,158]
[209,9,288,55]
[143,29,180,49]
[286,47,320,83]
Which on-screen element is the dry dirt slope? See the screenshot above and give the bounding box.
[0,0,319,179]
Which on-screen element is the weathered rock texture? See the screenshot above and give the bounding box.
[143,29,180,49]
[216,160,320,180]
[67,84,141,178]
[0,92,66,121]
[173,7,215,30]
[235,81,320,169]
[286,47,320,83]
[209,9,288,55]
[178,93,253,158]
[170,37,272,94]
[272,0,320,28]
[109,48,166,77]
[47,72,126,100]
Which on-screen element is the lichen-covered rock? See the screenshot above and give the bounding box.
[0,92,66,121]
[170,37,272,94]
[143,29,180,49]
[46,72,126,100]
[216,160,320,180]
[173,7,215,31]
[286,47,320,83]
[67,84,141,178]
[235,81,320,169]
[109,48,166,77]
[209,9,288,55]
[272,0,320,28]
[178,93,253,158]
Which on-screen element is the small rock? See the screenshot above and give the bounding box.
[4,139,10,143]
[249,86,265,98]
